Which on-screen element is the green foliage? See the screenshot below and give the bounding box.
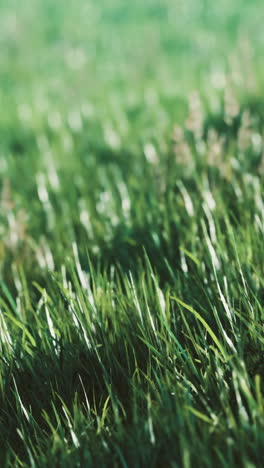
[0,1,264,466]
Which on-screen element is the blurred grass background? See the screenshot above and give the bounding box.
[1,0,264,265]
[1,1,264,102]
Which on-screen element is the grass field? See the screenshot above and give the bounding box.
[1,1,264,466]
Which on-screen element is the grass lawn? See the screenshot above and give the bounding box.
[0,1,264,466]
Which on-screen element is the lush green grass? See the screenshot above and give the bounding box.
[1,1,264,466]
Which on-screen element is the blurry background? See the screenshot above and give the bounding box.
[0,0,263,114]
[0,0,264,271]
